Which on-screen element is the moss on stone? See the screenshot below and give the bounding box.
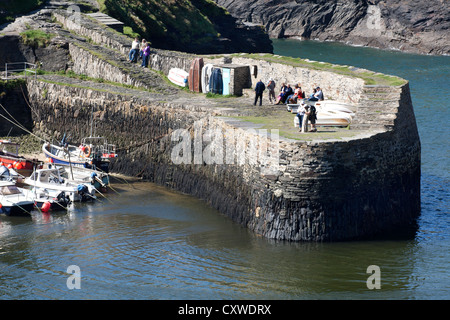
[232,53,407,87]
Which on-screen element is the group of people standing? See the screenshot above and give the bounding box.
[253,78,322,132]
[128,37,151,68]
[254,79,324,106]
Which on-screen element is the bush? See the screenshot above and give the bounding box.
[20,29,54,48]
[123,26,140,39]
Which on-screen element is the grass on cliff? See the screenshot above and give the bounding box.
[20,29,55,48]
[96,0,226,52]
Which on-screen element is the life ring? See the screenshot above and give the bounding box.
[81,145,91,158]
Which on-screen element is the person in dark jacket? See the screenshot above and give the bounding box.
[254,79,266,106]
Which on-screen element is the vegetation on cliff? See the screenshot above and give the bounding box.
[20,29,55,48]
[97,0,225,49]
[95,0,272,54]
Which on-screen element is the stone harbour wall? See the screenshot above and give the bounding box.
[53,10,364,102]
[12,8,421,241]
[26,76,421,241]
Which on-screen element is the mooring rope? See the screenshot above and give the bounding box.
[0,102,47,143]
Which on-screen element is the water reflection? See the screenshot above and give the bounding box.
[0,179,447,299]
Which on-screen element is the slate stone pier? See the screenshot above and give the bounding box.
[1,6,421,241]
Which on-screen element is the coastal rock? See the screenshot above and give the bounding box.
[212,0,449,55]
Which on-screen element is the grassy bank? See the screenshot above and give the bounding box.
[20,29,55,48]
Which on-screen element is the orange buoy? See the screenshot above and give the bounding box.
[14,162,23,170]
[41,201,51,213]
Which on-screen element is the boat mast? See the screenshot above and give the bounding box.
[90,105,94,138]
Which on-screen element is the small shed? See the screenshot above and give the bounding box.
[212,64,251,96]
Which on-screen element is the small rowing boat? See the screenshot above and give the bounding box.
[168,68,189,87]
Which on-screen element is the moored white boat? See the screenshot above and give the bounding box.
[23,168,97,202]
[43,136,117,173]
[0,181,34,216]
[47,163,109,190]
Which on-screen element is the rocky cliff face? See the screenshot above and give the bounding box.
[213,0,449,55]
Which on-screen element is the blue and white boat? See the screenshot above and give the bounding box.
[42,135,117,173]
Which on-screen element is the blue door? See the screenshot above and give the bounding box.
[210,68,223,95]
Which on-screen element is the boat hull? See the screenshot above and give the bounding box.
[201,64,213,93]
[0,202,33,216]
[43,143,110,173]
[23,183,95,203]
[168,68,189,87]
[188,58,204,92]
[21,188,71,211]
[0,154,40,177]
[294,113,351,127]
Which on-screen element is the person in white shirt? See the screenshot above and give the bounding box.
[128,37,140,63]
[297,103,307,132]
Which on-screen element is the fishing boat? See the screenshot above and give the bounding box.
[0,180,34,216]
[23,168,97,202]
[43,135,117,173]
[47,163,109,190]
[0,139,42,176]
